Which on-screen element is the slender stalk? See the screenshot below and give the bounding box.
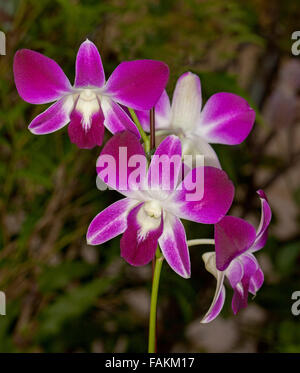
[148,106,160,353]
[187,239,215,247]
[150,107,155,150]
[128,108,150,153]
[148,248,163,353]
[150,107,156,279]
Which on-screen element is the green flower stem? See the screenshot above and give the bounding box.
[148,247,164,353]
[128,108,150,153]
[187,239,215,247]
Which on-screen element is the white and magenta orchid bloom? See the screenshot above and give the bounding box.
[13,39,169,149]
[135,72,255,168]
[201,190,272,323]
[87,131,234,278]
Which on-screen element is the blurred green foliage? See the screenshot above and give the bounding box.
[0,0,299,352]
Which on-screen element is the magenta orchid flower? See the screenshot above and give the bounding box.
[13,39,169,149]
[87,131,234,278]
[135,72,255,168]
[201,190,271,323]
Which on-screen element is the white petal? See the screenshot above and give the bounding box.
[171,72,202,133]
[181,135,222,169]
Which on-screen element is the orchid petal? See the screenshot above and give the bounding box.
[87,198,137,245]
[96,131,146,196]
[202,252,218,277]
[135,90,171,132]
[74,39,105,88]
[14,49,71,104]
[251,190,272,252]
[197,93,255,145]
[201,252,226,323]
[202,285,226,323]
[232,253,258,314]
[28,96,73,134]
[249,267,264,295]
[120,203,163,266]
[226,259,244,289]
[105,60,169,110]
[101,97,140,139]
[171,72,202,132]
[215,216,257,271]
[240,253,259,278]
[148,135,182,194]
[181,135,222,169]
[68,108,104,149]
[171,166,234,224]
[232,286,247,315]
[158,213,190,278]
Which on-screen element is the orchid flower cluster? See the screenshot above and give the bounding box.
[13,39,271,346]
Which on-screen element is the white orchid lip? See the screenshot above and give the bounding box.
[136,201,162,238]
[71,87,104,131]
[144,200,162,219]
[79,88,98,101]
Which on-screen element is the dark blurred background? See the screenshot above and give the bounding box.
[0,0,300,352]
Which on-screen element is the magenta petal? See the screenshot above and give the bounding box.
[171,167,234,224]
[232,253,258,314]
[28,96,73,134]
[135,90,171,132]
[134,109,150,132]
[201,285,226,323]
[148,135,182,193]
[240,253,259,277]
[251,190,272,252]
[151,90,171,129]
[158,214,190,278]
[215,216,257,271]
[232,286,247,315]
[201,264,226,324]
[226,259,244,289]
[120,203,163,266]
[68,109,104,149]
[197,93,255,145]
[249,266,264,295]
[97,131,146,194]
[75,39,105,88]
[101,98,140,139]
[87,198,136,245]
[14,49,71,104]
[105,60,169,110]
